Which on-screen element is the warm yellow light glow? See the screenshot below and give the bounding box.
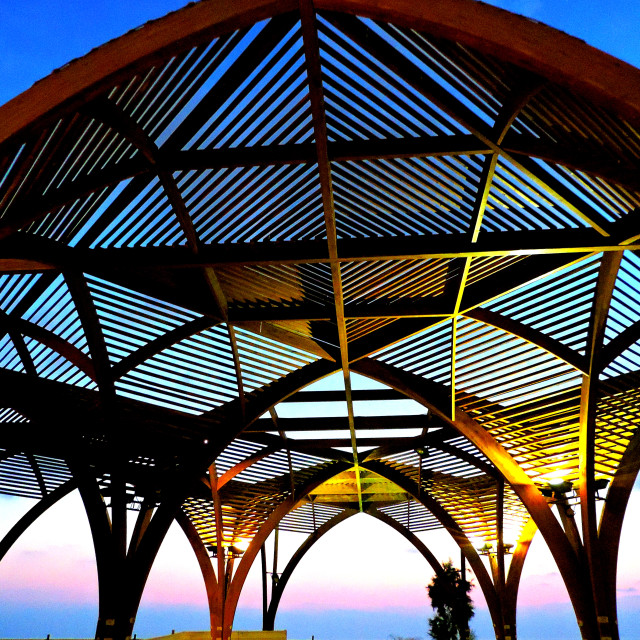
[537,468,574,485]
[233,538,250,552]
[469,537,485,551]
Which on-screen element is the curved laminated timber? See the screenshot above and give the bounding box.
[1,1,640,639]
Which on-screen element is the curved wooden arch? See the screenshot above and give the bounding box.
[221,461,351,640]
[3,0,640,151]
[264,508,357,629]
[361,459,505,638]
[72,457,185,640]
[0,479,77,562]
[503,517,537,635]
[350,357,599,639]
[175,508,220,629]
[200,358,340,463]
[1,5,639,640]
[578,252,623,640]
[599,426,640,627]
[464,307,587,374]
[0,310,96,381]
[264,507,446,630]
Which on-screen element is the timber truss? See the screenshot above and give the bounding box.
[1,2,640,640]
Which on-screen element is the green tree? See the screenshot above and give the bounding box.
[427,561,474,640]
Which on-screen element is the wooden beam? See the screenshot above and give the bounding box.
[175,508,219,627]
[465,307,587,373]
[300,0,362,510]
[246,414,430,432]
[599,427,640,625]
[280,388,406,402]
[64,271,114,399]
[351,357,599,636]
[0,479,76,563]
[503,517,537,635]
[2,228,638,274]
[578,251,623,640]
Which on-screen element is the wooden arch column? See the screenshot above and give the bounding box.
[502,518,537,640]
[196,462,351,640]
[175,509,220,636]
[262,507,445,631]
[351,358,599,640]
[262,509,356,631]
[74,460,182,640]
[596,421,640,637]
[361,459,527,640]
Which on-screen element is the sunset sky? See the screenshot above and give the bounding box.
[1,1,640,639]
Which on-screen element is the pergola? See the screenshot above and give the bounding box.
[1,1,639,639]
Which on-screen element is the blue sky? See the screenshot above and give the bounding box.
[1,2,640,640]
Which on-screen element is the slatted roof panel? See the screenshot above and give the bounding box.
[0,335,26,374]
[0,116,136,242]
[185,457,341,548]
[464,254,530,288]
[177,19,313,151]
[0,408,30,424]
[278,501,344,534]
[372,318,453,384]
[86,273,204,364]
[332,156,482,238]
[380,441,486,480]
[376,498,440,533]
[341,258,451,303]
[231,448,332,484]
[116,323,239,414]
[427,473,501,540]
[2,0,640,573]
[318,15,470,142]
[187,163,325,244]
[218,261,334,309]
[0,451,71,499]
[235,327,320,394]
[516,84,640,165]
[214,438,269,477]
[454,318,582,410]
[594,375,640,479]
[363,19,523,130]
[481,157,591,232]
[483,254,602,353]
[605,251,640,344]
[603,338,640,381]
[23,336,96,388]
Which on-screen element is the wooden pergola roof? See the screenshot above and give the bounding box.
[1,0,640,610]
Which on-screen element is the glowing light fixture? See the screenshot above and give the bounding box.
[229,538,251,555]
[477,542,493,556]
[476,541,514,556]
[541,478,573,497]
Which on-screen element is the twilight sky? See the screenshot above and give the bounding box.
[1,2,640,640]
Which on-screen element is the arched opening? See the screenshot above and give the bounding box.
[0,491,98,638]
[136,520,211,638]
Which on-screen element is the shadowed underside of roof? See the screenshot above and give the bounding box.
[0,1,639,622]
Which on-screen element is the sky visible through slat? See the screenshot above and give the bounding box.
[1,2,640,640]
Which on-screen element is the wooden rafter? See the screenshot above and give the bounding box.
[1,3,640,639]
[300,0,362,510]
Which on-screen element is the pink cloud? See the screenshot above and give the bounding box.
[517,572,571,607]
[0,548,97,604]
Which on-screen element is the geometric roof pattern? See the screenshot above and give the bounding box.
[1,2,640,640]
